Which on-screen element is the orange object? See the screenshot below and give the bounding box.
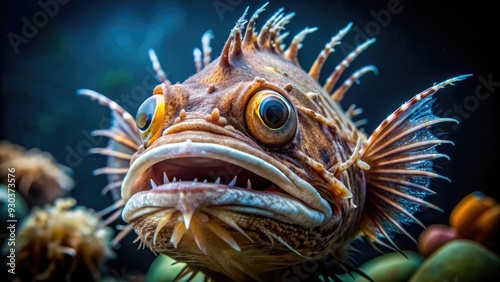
[474,204,500,246]
[450,192,496,238]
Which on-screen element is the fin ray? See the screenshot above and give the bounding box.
[359,75,470,248]
[78,89,140,243]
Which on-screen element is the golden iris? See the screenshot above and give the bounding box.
[245,89,297,145]
[136,95,165,147]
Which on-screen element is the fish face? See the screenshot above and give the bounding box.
[121,49,366,280]
[81,4,469,281]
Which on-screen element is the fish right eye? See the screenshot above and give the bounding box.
[136,95,165,147]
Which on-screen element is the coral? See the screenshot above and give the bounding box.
[0,141,25,163]
[0,141,74,207]
[13,198,113,282]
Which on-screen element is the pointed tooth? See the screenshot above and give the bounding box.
[183,210,195,230]
[203,179,208,184]
[193,178,198,183]
[163,172,169,183]
[173,177,177,182]
[190,218,208,254]
[153,213,173,246]
[206,220,241,252]
[206,209,253,242]
[170,221,187,248]
[150,179,157,188]
[247,179,252,190]
[228,176,237,187]
[215,177,221,184]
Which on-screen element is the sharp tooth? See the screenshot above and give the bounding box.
[150,179,157,188]
[203,179,208,183]
[173,177,177,182]
[183,211,194,230]
[193,178,198,182]
[215,177,221,184]
[228,176,237,187]
[247,179,252,190]
[163,172,169,183]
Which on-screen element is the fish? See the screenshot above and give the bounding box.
[78,3,470,281]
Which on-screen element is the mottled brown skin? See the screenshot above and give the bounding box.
[124,15,368,281]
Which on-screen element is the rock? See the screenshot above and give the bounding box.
[410,240,500,282]
[417,224,457,257]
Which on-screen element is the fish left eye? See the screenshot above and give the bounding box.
[136,94,165,147]
[245,89,297,145]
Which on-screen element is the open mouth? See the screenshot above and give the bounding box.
[121,139,332,236]
[133,154,280,194]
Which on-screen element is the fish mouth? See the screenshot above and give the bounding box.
[122,137,332,223]
[122,135,332,256]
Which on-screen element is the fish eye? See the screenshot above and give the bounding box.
[259,95,289,129]
[136,95,165,147]
[245,89,297,145]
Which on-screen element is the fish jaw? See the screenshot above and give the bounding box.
[120,136,335,279]
[121,137,332,226]
[122,137,330,216]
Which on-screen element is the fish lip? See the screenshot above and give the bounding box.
[121,139,332,225]
[122,187,326,227]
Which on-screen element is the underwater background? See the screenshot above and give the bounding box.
[1,0,499,280]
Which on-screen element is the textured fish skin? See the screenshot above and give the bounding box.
[79,4,469,281]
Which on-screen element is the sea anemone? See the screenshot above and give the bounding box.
[14,198,113,282]
[0,141,74,207]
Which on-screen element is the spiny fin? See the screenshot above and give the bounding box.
[358,75,471,250]
[77,89,140,201]
[77,89,140,244]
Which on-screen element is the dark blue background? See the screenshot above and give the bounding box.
[2,0,498,278]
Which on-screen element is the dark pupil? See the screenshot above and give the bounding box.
[136,96,157,131]
[260,96,289,129]
[137,112,152,131]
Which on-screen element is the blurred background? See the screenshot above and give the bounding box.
[1,0,498,279]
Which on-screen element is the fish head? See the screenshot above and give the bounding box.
[120,12,365,281]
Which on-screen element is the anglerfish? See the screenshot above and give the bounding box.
[79,4,469,281]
